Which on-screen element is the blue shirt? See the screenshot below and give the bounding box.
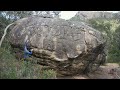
[24,42,32,58]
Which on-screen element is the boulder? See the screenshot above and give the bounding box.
[9,16,106,75]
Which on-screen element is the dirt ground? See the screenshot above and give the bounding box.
[57,63,120,79]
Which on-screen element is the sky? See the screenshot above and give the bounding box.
[60,11,119,20]
[60,11,78,20]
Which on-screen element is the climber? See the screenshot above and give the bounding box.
[24,41,32,59]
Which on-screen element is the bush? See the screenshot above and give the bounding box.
[40,69,56,79]
[88,18,120,63]
[0,41,56,79]
[0,47,18,79]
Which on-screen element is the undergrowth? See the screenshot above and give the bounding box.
[0,39,56,79]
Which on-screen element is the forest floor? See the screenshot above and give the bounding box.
[57,63,120,79]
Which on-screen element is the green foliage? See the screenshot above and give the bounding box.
[0,13,11,38]
[88,18,120,34]
[0,47,18,79]
[40,69,56,79]
[88,18,120,63]
[0,40,56,79]
[107,25,120,63]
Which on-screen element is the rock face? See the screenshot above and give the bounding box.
[9,16,106,75]
[72,11,114,21]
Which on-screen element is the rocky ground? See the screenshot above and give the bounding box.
[57,63,120,79]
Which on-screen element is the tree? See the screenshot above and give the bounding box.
[88,18,120,63]
[113,11,120,21]
[3,11,33,22]
[0,12,11,38]
[33,11,61,18]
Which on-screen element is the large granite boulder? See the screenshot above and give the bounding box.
[9,16,106,75]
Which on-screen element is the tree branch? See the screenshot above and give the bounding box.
[0,23,14,47]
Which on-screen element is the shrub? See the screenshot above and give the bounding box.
[0,43,57,79]
[88,18,120,63]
